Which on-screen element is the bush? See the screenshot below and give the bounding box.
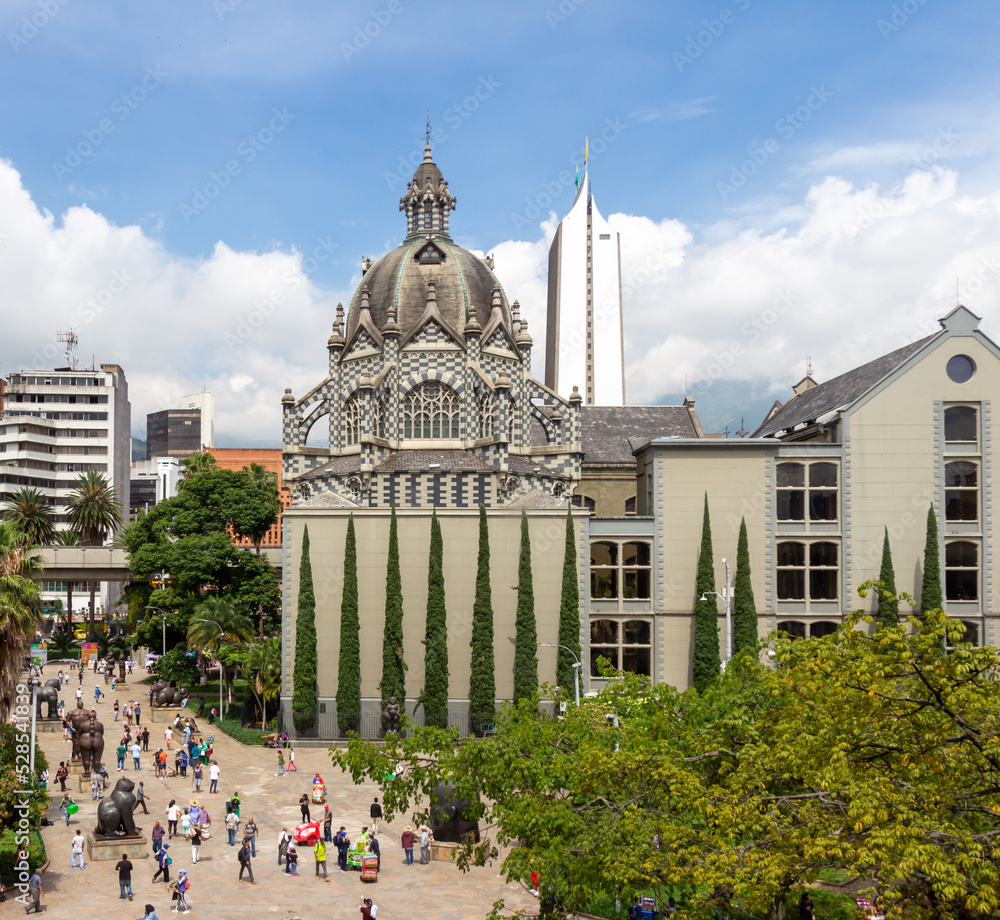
[215,718,265,746]
[0,829,46,880]
[154,643,200,686]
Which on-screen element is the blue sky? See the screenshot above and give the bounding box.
[1,0,999,443]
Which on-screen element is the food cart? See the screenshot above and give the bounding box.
[311,774,326,804]
[360,852,379,882]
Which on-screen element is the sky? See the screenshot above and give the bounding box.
[1,0,999,445]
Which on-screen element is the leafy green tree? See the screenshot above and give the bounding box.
[153,641,201,686]
[469,505,496,733]
[231,463,281,555]
[692,492,720,691]
[0,724,48,842]
[920,505,942,615]
[731,516,757,655]
[876,526,899,625]
[337,514,361,735]
[557,507,582,695]
[379,506,407,725]
[180,451,218,479]
[67,471,122,637]
[1,487,55,546]
[513,509,537,703]
[244,636,282,725]
[419,510,449,728]
[0,521,41,720]
[187,595,254,703]
[292,525,318,731]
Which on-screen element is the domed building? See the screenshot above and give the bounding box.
[281,142,583,509]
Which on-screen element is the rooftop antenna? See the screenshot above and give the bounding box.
[806,355,813,378]
[737,416,749,439]
[57,328,79,370]
[424,110,431,146]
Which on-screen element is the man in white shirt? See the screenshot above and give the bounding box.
[208,761,221,795]
[71,829,85,869]
[164,727,173,750]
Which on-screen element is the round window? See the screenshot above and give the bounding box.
[947,354,975,384]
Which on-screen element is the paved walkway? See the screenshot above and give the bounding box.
[31,668,536,919]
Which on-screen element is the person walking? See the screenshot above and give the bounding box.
[190,823,203,865]
[243,817,258,857]
[135,781,149,815]
[313,837,328,879]
[116,853,134,901]
[164,726,173,750]
[286,841,299,876]
[71,829,86,869]
[287,746,296,771]
[208,761,220,794]
[134,702,141,723]
[335,827,350,871]
[299,794,310,823]
[237,841,256,884]
[370,834,381,871]
[369,796,383,834]
[91,771,103,800]
[169,869,190,913]
[323,806,333,842]
[151,821,165,854]
[151,844,171,884]
[192,761,203,793]
[278,828,290,867]
[141,726,150,752]
[23,869,42,914]
[275,748,286,776]
[56,762,68,792]
[419,826,430,865]
[225,807,239,846]
[60,792,73,825]
[117,742,127,772]
[132,740,142,770]
[401,824,415,866]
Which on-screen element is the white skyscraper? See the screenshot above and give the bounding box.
[181,391,215,448]
[545,163,625,406]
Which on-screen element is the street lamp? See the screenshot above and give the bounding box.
[146,606,168,656]
[537,643,582,707]
[699,556,733,671]
[195,618,225,720]
[27,677,40,774]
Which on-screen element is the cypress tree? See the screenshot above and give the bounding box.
[468,504,495,733]
[292,524,318,732]
[731,516,758,654]
[379,505,407,724]
[420,509,449,728]
[512,509,538,703]
[877,526,899,626]
[692,493,721,692]
[557,507,582,697]
[336,514,360,735]
[920,505,943,615]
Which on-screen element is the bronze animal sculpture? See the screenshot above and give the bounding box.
[95,777,139,837]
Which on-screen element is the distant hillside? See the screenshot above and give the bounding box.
[132,437,146,461]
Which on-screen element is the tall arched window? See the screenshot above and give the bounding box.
[373,392,385,440]
[344,393,361,445]
[478,391,494,438]
[402,382,460,439]
[507,396,516,442]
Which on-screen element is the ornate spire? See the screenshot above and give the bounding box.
[399,135,456,241]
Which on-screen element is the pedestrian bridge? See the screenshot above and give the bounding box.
[35,545,283,582]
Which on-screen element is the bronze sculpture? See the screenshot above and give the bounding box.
[95,777,139,837]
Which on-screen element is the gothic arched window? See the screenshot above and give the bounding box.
[344,392,361,445]
[402,382,460,439]
[478,391,494,438]
[373,392,385,440]
[507,396,517,442]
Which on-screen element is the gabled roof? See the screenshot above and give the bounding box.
[299,455,363,480]
[295,491,360,510]
[505,489,568,510]
[374,450,492,473]
[582,406,699,466]
[753,334,938,438]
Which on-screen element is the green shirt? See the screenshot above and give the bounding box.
[117,746,127,759]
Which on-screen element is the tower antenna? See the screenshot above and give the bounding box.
[806,355,813,378]
[57,328,79,370]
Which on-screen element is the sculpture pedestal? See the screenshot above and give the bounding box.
[35,719,64,733]
[86,832,148,861]
[428,836,487,862]
[69,761,87,775]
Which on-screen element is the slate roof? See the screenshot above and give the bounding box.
[295,492,360,510]
[374,450,493,472]
[581,406,698,466]
[753,334,937,438]
[507,455,559,477]
[299,455,362,480]
[505,489,569,510]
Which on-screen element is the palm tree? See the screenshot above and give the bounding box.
[52,530,84,632]
[244,637,281,727]
[66,471,122,638]
[0,521,42,720]
[180,452,217,480]
[187,596,255,705]
[1,487,56,546]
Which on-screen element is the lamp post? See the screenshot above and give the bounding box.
[195,619,225,720]
[699,556,733,671]
[146,606,167,656]
[27,677,39,774]
[537,643,582,707]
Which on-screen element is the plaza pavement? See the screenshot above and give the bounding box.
[30,667,538,920]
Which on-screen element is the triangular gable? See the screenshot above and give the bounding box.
[399,303,465,349]
[343,325,381,358]
[413,239,447,265]
[401,318,461,349]
[479,313,518,352]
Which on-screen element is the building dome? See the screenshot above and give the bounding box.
[345,143,512,343]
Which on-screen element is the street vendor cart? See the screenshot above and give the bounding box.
[311,774,326,804]
[360,852,379,882]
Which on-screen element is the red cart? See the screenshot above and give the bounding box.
[360,853,379,882]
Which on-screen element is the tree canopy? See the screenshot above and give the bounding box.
[333,604,1000,920]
